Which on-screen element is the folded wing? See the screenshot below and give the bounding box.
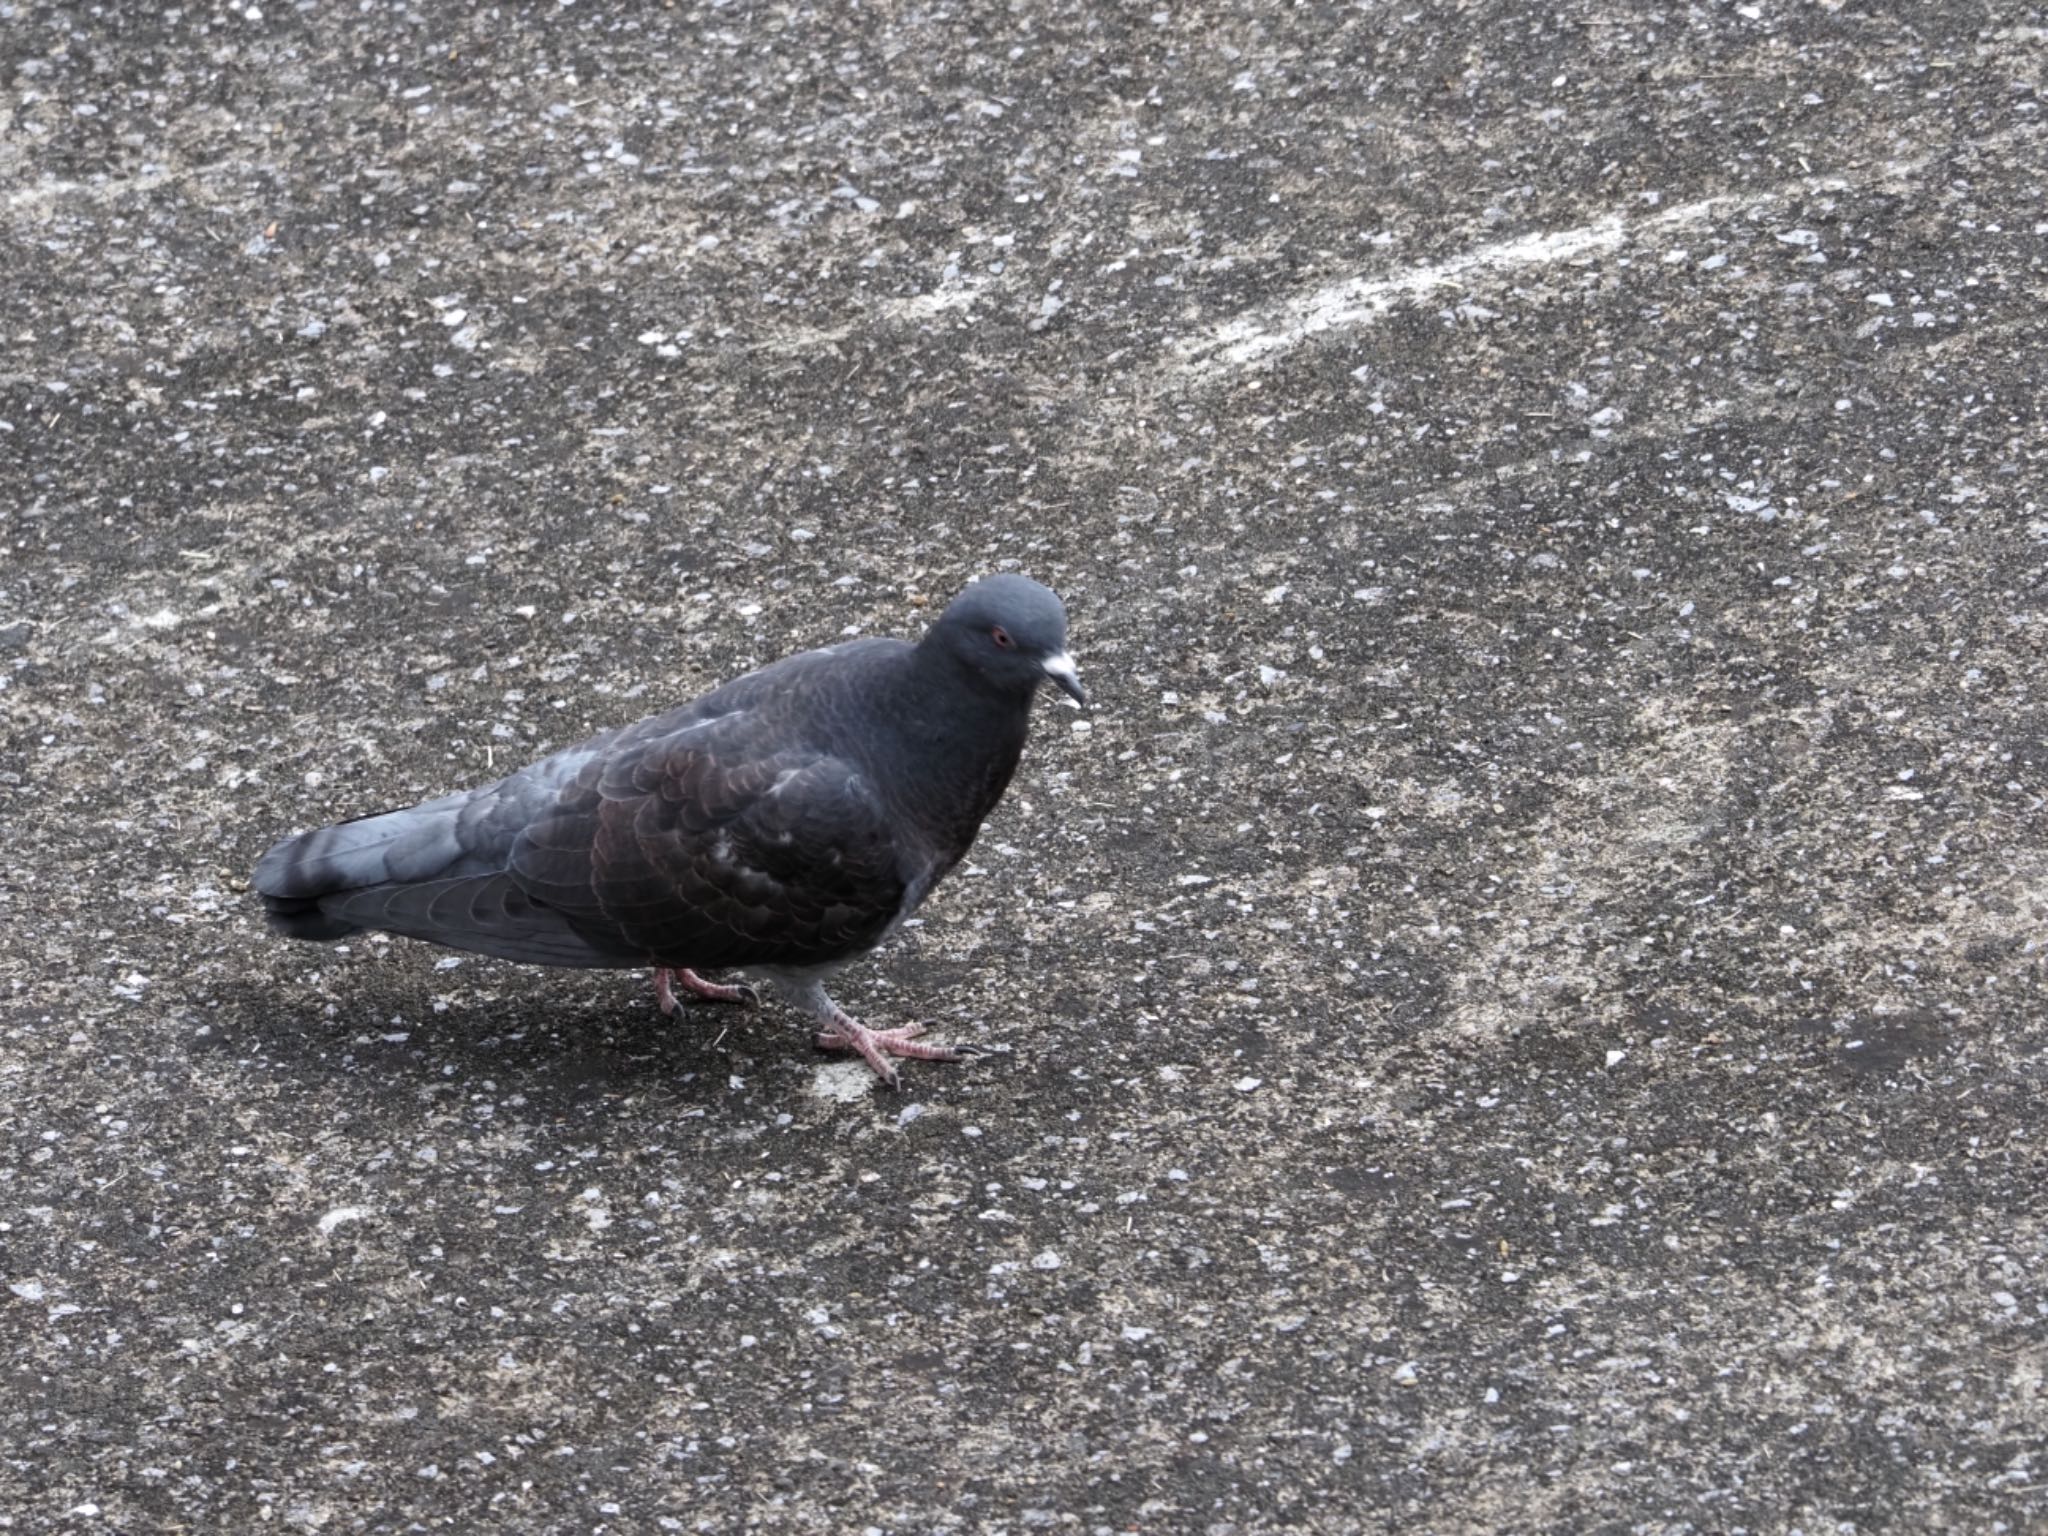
[508,708,911,968]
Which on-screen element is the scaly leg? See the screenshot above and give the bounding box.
[782,979,974,1090]
[652,966,760,1016]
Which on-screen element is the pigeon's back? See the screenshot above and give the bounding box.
[253,638,921,971]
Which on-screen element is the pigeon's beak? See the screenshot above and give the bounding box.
[1042,651,1088,706]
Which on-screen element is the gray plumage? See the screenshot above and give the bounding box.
[253,575,1084,1085]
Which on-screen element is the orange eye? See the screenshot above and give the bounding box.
[991,626,1016,649]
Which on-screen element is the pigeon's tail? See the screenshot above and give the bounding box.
[252,794,483,941]
[260,886,363,941]
[251,788,632,968]
[254,798,473,900]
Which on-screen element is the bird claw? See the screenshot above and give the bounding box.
[654,967,759,1015]
[815,1018,974,1088]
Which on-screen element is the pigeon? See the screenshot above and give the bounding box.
[252,575,1085,1088]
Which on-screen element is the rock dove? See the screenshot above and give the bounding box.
[253,574,1085,1088]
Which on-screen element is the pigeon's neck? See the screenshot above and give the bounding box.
[879,641,1035,857]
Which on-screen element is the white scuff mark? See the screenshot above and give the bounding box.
[809,1060,873,1101]
[316,1205,371,1236]
[745,135,2010,376]
[1178,191,1755,376]
[7,171,174,211]
[753,274,993,354]
[1171,135,2011,381]
[890,281,985,321]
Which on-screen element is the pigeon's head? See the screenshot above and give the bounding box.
[930,574,1086,705]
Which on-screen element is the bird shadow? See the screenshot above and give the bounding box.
[219,960,837,1120]
[216,941,1034,1132]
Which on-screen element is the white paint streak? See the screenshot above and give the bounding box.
[1174,132,2033,381]
[890,281,985,321]
[753,280,984,354]
[1178,191,1755,377]
[749,134,2016,371]
[7,175,168,211]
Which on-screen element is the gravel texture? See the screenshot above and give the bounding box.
[4,3,2045,1532]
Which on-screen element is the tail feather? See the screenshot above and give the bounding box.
[260,889,362,941]
[253,799,467,941]
[252,788,629,967]
[319,874,629,966]
[252,792,478,900]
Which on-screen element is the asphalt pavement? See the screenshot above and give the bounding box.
[3,3,2045,1532]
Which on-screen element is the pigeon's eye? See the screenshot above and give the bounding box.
[990,626,1016,650]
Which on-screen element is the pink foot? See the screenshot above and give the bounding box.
[815,1012,974,1090]
[652,966,760,1016]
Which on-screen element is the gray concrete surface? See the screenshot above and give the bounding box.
[4,2,2045,1531]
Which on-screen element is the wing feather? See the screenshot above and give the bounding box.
[509,712,910,968]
